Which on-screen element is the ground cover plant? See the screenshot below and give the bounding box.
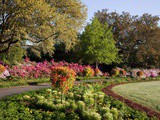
[112,81,160,112]
[0,82,157,120]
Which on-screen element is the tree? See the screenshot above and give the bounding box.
[130,28,160,67]
[0,0,87,54]
[95,9,160,67]
[79,17,120,68]
[0,43,25,66]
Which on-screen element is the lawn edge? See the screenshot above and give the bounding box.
[102,81,160,119]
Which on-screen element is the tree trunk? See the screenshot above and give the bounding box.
[96,62,99,69]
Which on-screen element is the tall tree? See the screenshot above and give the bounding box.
[0,0,87,54]
[95,9,160,67]
[79,17,120,68]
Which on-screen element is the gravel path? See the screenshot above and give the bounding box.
[0,79,107,98]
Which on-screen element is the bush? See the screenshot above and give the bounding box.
[111,68,119,77]
[119,69,127,77]
[0,43,25,66]
[0,64,6,75]
[9,59,90,78]
[50,67,76,92]
[0,64,10,79]
[83,66,94,77]
[94,68,103,76]
[137,71,143,77]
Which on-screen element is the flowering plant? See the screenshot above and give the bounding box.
[137,70,144,78]
[9,59,89,78]
[50,67,76,92]
[111,68,120,77]
[0,64,6,74]
[119,69,127,77]
[94,68,103,76]
[0,64,10,79]
[83,66,94,77]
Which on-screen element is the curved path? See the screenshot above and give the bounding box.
[0,79,106,98]
[0,83,50,98]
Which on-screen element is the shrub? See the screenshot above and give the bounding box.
[111,68,119,77]
[94,68,103,76]
[50,67,76,92]
[119,69,127,77]
[9,59,89,78]
[137,71,143,77]
[0,64,6,75]
[103,72,110,77]
[0,64,10,79]
[150,70,158,77]
[83,66,94,77]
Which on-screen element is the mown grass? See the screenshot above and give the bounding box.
[0,77,50,88]
[112,80,160,112]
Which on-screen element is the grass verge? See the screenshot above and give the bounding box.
[0,78,50,88]
[112,80,160,112]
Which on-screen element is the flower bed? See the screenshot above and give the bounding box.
[8,58,109,79]
[9,58,90,79]
[111,67,160,78]
[0,82,153,120]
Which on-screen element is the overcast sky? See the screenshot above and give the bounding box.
[82,0,160,23]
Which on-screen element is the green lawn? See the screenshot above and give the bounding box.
[112,81,160,112]
[0,78,50,88]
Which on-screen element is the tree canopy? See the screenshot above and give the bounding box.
[79,17,120,68]
[95,9,160,67]
[0,0,87,54]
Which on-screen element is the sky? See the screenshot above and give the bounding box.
[82,0,160,23]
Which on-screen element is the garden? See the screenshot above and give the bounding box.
[0,0,160,120]
[0,58,160,119]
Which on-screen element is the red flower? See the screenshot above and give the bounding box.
[60,76,67,82]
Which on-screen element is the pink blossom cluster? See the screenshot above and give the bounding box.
[9,58,89,78]
[130,69,160,78]
[0,70,10,79]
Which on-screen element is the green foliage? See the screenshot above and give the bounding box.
[79,17,120,66]
[0,0,87,55]
[95,9,160,67]
[0,44,25,66]
[0,82,155,120]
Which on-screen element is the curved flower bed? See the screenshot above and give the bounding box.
[102,82,160,119]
